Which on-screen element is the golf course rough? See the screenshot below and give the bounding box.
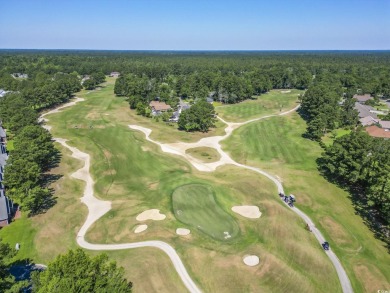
[172,184,240,241]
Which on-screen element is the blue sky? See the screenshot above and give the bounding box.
[0,0,389,50]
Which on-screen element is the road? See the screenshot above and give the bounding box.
[42,97,353,293]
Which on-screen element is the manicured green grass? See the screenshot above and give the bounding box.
[6,140,14,151]
[222,113,390,292]
[322,128,351,146]
[216,89,302,122]
[185,147,221,162]
[172,184,240,241]
[1,78,349,292]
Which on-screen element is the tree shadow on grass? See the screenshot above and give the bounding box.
[316,157,390,252]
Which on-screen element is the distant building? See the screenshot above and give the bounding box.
[206,97,214,104]
[378,120,390,130]
[354,102,378,119]
[353,94,373,104]
[81,75,90,85]
[110,72,120,77]
[365,125,390,139]
[0,89,10,98]
[0,123,13,227]
[11,73,28,79]
[149,101,172,116]
[359,116,379,127]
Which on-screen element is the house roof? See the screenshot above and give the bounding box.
[354,102,378,119]
[359,116,378,126]
[149,101,171,111]
[0,153,8,167]
[0,194,9,221]
[206,97,214,103]
[353,94,373,103]
[379,120,390,129]
[0,127,5,138]
[365,125,390,138]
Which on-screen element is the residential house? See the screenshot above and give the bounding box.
[353,94,373,104]
[11,73,28,79]
[365,125,390,139]
[110,72,120,77]
[0,124,13,227]
[359,116,379,127]
[379,120,390,130]
[149,101,172,116]
[0,127,6,144]
[0,89,10,98]
[354,102,378,119]
[81,75,90,84]
[206,97,214,104]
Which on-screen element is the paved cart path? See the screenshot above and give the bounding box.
[41,98,352,293]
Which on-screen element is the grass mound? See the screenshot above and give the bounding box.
[172,184,239,241]
[185,147,221,163]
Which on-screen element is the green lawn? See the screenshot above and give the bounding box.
[216,89,302,122]
[1,79,350,292]
[172,184,240,241]
[222,113,390,292]
[322,128,351,146]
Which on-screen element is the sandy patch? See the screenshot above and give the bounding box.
[136,209,166,221]
[243,255,260,266]
[176,228,190,236]
[281,90,291,93]
[232,206,261,219]
[134,224,148,233]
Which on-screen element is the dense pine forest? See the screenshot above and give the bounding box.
[0,50,389,249]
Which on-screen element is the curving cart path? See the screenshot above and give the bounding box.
[41,98,352,293]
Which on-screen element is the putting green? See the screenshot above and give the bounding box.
[172,184,240,241]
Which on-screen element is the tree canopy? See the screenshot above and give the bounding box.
[178,100,217,132]
[32,249,132,293]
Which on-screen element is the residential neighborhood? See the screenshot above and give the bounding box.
[353,94,390,139]
[0,121,14,227]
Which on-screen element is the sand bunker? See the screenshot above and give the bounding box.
[243,255,260,266]
[176,228,191,236]
[281,90,291,93]
[136,209,166,221]
[232,206,261,219]
[134,224,148,233]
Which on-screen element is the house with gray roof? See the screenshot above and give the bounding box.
[0,124,13,227]
[354,94,374,104]
[359,116,379,127]
[354,102,378,119]
[379,120,390,130]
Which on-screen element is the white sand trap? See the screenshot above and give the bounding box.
[134,224,148,233]
[243,255,260,266]
[281,90,291,93]
[176,228,191,236]
[232,206,261,219]
[136,209,166,221]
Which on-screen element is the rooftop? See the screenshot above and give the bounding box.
[353,94,373,103]
[365,125,390,139]
[379,120,390,129]
[149,101,172,111]
[354,102,377,119]
[359,116,378,126]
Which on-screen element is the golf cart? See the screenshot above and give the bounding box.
[288,194,296,207]
[322,241,330,250]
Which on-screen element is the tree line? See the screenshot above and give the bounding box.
[318,130,390,249]
[0,70,91,215]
